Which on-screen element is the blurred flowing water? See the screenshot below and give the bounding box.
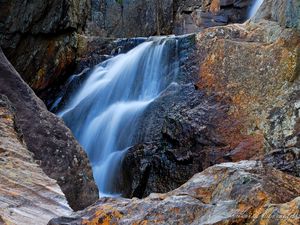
[55,37,179,196]
[248,0,264,18]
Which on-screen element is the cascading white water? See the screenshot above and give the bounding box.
[248,0,264,19]
[56,37,179,196]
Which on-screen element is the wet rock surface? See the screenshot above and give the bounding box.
[0,95,72,225]
[49,161,300,225]
[0,48,98,211]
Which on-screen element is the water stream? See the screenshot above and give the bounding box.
[55,37,179,196]
[248,0,264,19]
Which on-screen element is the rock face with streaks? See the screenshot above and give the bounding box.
[0,95,72,225]
[87,0,174,37]
[0,0,90,92]
[49,161,300,225]
[0,48,98,211]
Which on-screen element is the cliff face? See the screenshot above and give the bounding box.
[0,0,252,95]
[0,49,98,211]
[0,0,90,91]
[0,95,72,225]
[87,0,174,37]
[87,0,252,37]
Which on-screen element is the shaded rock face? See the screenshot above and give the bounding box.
[88,0,253,37]
[0,95,72,225]
[0,0,253,97]
[0,49,98,211]
[49,161,300,225]
[174,0,252,34]
[0,0,90,92]
[87,0,173,37]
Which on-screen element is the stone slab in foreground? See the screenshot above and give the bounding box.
[49,161,300,225]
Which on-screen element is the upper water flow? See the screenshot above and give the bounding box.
[248,0,264,19]
[56,37,179,195]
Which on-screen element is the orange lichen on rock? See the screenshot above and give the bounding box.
[196,21,300,152]
[210,0,220,14]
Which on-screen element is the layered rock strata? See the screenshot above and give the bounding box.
[0,49,98,211]
[0,95,72,225]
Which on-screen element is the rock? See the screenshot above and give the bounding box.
[253,0,300,30]
[87,0,174,37]
[0,0,253,95]
[49,161,300,225]
[173,0,252,34]
[0,0,90,92]
[196,20,300,150]
[88,0,252,37]
[117,6,300,199]
[118,31,264,198]
[263,148,300,177]
[0,95,72,225]
[0,48,98,211]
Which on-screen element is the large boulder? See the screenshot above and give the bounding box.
[49,161,300,225]
[0,95,72,225]
[0,48,98,211]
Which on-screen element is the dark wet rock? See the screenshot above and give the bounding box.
[0,48,98,211]
[75,36,148,73]
[49,161,300,225]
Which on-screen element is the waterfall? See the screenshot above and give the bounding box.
[55,37,179,196]
[248,0,264,19]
